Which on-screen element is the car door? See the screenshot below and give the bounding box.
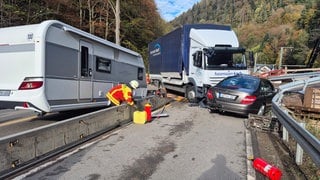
[260,79,275,107]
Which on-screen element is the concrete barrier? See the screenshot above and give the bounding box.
[0,105,130,175]
[0,96,171,176]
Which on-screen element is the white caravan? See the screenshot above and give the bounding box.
[0,20,147,114]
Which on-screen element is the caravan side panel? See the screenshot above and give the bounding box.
[1,20,146,113]
[44,25,79,106]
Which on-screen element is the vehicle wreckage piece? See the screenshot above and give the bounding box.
[245,114,280,132]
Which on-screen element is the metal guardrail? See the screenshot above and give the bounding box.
[272,75,320,167]
[268,71,320,81]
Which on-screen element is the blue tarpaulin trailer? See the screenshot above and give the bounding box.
[148,24,249,102]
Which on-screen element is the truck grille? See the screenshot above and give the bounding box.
[208,77,225,86]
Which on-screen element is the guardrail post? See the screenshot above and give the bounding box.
[295,122,305,165]
[282,127,289,142]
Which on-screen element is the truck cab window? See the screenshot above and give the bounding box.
[193,51,202,68]
[209,53,232,66]
[81,46,89,77]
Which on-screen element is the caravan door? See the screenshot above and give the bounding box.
[79,41,93,101]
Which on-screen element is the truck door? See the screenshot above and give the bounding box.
[190,50,203,84]
[79,41,93,101]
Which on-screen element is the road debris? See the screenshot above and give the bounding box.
[245,114,280,132]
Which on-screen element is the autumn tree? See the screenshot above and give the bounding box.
[1,0,317,69]
[120,0,167,69]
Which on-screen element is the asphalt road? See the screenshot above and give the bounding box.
[0,109,35,123]
[19,100,249,180]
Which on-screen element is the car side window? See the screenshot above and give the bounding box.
[260,80,274,93]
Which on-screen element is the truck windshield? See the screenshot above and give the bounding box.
[204,48,247,70]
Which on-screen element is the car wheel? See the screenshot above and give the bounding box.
[257,104,266,116]
[186,85,198,103]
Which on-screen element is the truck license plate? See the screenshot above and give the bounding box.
[0,90,10,96]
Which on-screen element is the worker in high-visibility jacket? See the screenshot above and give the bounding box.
[106,80,139,106]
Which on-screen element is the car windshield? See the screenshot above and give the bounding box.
[218,76,260,90]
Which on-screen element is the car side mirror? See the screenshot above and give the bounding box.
[266,89,277,96]
[273,89,279,93]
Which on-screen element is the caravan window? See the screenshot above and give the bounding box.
[81,46,89,76]
[138,67,144,80]
[96,57,111,73]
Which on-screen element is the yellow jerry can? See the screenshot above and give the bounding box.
[133,110,147,124]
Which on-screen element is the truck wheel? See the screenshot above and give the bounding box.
[186,85,197,103]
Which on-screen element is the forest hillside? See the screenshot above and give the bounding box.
[0,0,319,68]
[171,0,320,67]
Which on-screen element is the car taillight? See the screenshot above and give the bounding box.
[18,81,43,90]
[23,102,29,108]
[241,95,256,105]
[207,89,214,100]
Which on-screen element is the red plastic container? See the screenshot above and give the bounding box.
[144,103,152,122]
[253,158,282,180]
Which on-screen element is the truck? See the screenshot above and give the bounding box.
[0,20,147,115]
[148,24,250,102]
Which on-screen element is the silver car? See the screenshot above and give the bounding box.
[206,74,277,116]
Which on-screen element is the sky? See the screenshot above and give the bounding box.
[155,0,201,21]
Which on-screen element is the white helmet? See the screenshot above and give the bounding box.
[129,80,139,89]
